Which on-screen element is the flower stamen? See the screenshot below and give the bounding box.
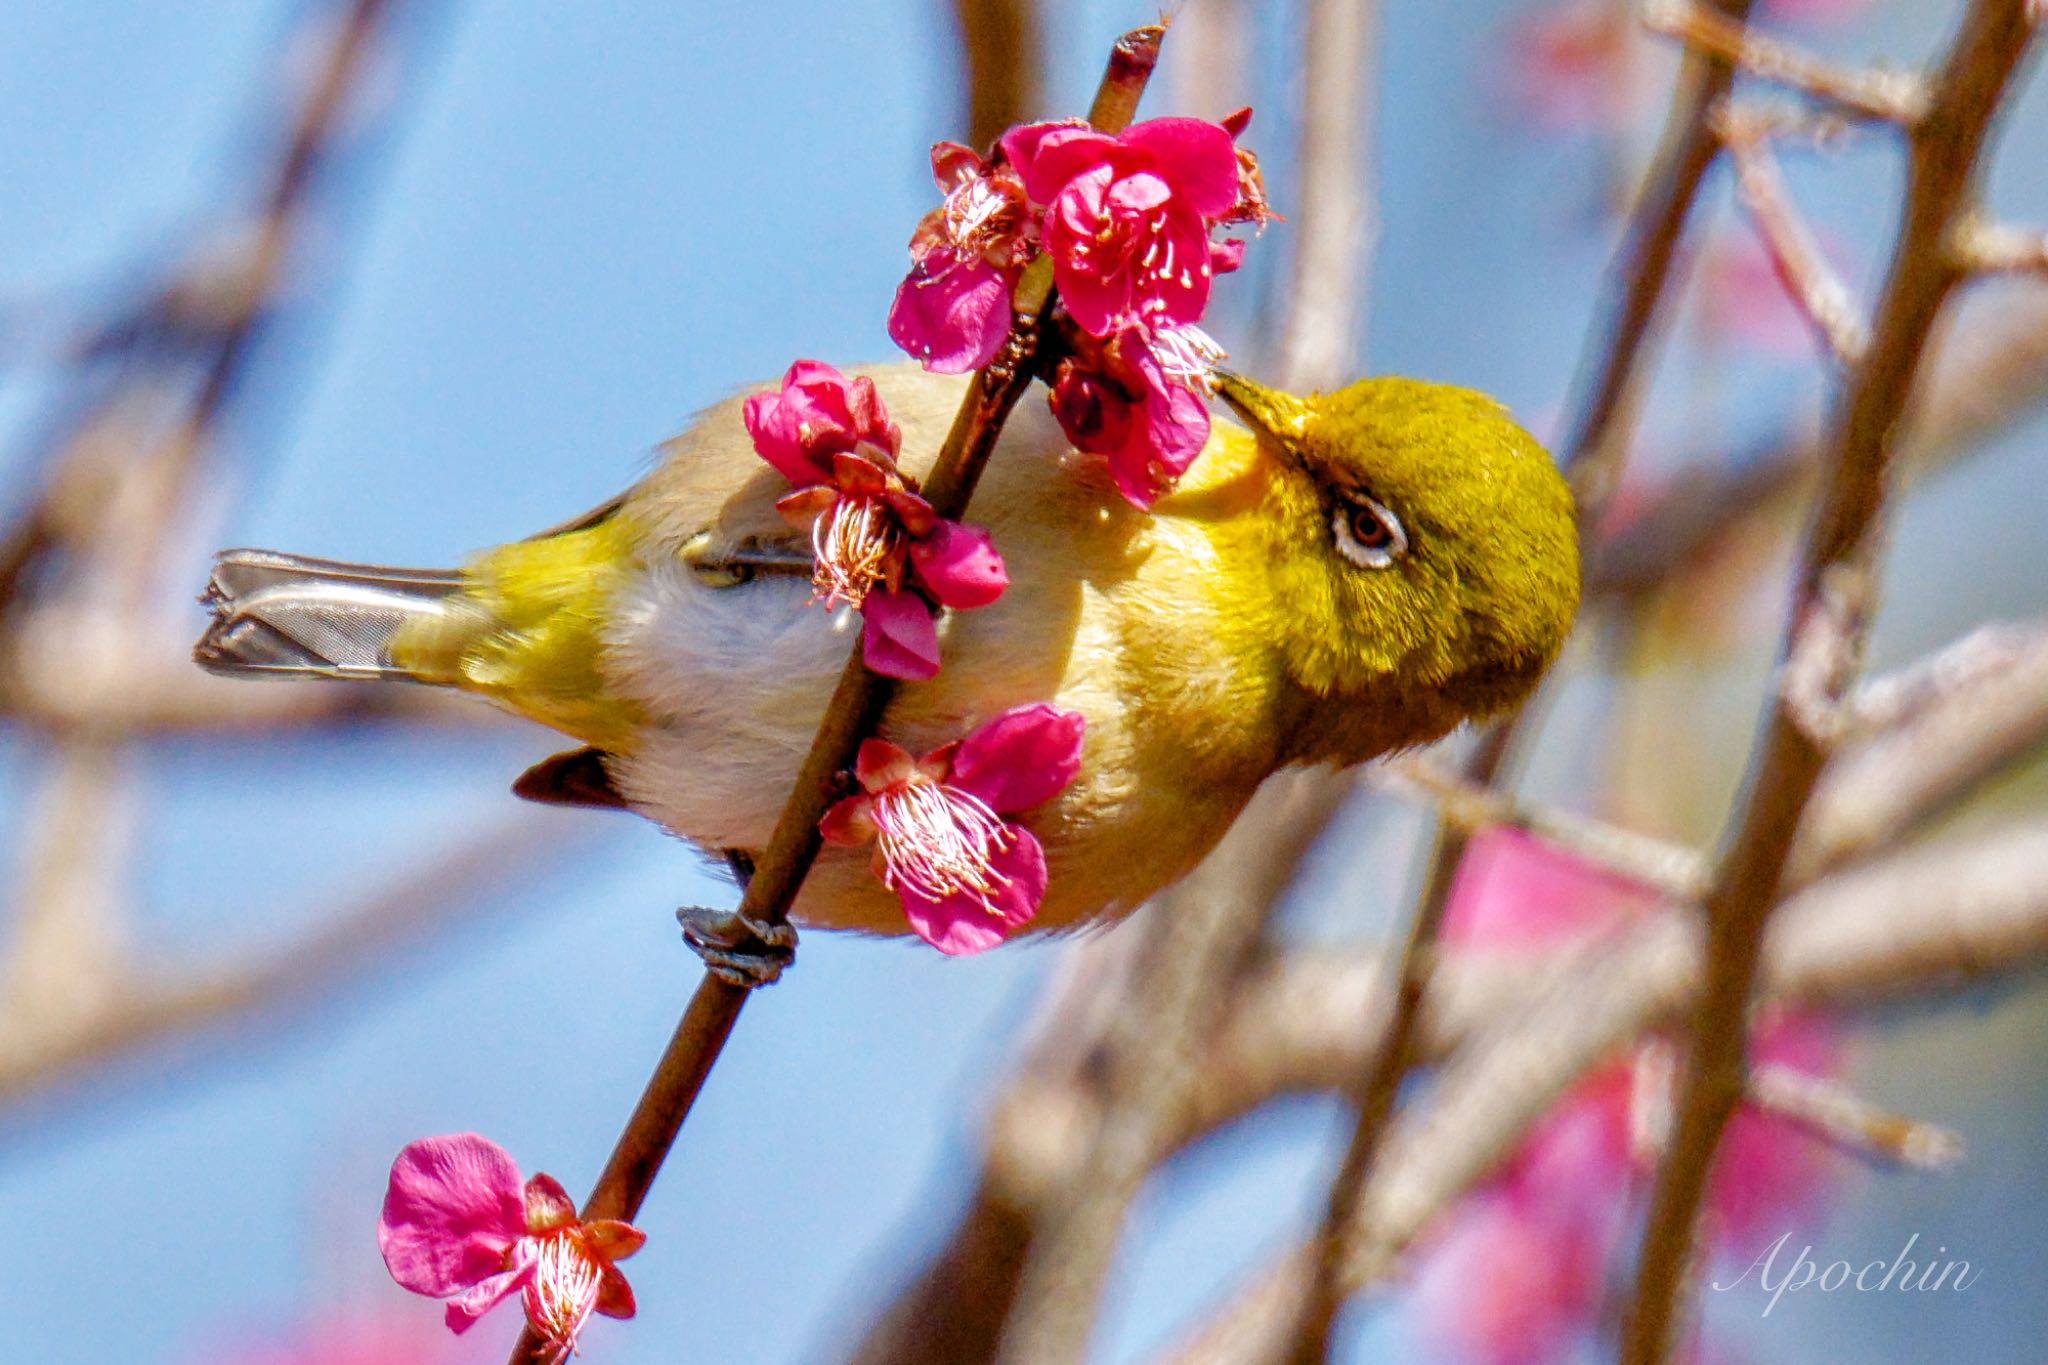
[528,1233,604,1347]
[810,495,901,608]
[1150,324,1226,393]
[871,779,1016,912]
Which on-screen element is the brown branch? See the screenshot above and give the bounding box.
[1642,0,1932,125]
[1622,5,2038,1356]
[1589,279,2048,600]
[988,773,1351,1365]
[952,0,1042,150]
[1156,818,2048,1362]
[1374,756,1708,901]
[0,812,587,1105]
[502,27,1169,1365]
[855,17,1392,1355]
[1747,1064,1963,1170]
[1560,0,1759,509]
[1714,100,1871,363]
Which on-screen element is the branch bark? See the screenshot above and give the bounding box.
[504,27,1170,1365]
[1622,5,2039,1356]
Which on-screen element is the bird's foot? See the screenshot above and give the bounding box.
[677,904,797,988]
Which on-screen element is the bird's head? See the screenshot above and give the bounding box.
[1208,370,1580,764]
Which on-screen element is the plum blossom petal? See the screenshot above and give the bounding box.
[860,586,942,680]
[853,736,923,791]
[1120,116,1240,216]
[521,1172,578,1232]
[900,829,1048,955]
[742,360,901,486]
[378,1134,526,1298]
[893,139,1033,373]
[443,1259,532,1335]
[909,519,1009,609]
[595,1263,639,1320]
[1049,326,1217,508]
[378,1135,645,1351]
[1001,121,1114,203]
[820,706,1085,953]
[947,702,1086,812]
[887,251,1014,374]
[1047,165,1213,334]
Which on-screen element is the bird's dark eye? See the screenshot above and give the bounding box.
[1331,495,1408,569]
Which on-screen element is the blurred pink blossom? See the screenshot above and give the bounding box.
[1492,1,1645,133]
[1418,829,1842,1363]
[214,1316,483,1365]
[1695,223,1860,357]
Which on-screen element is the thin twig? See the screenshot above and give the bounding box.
[1561,0,1760,511]
[1374,756,1708,901]
[1275,2,1768,1346]
[1642,0,1932,125]
[502,26,1169,1365]
[0,812,587,1106]
[1748,1064,1963,1171]
[951,0,1042,150]
[1155,819,2048,1363]
[989,772,1353,1365]
[1793,619,2048,883]
[1714,99,1872,363]
[1622,5,2038,1357]
[1589,280,2048,600]
[1951,211,2048,274]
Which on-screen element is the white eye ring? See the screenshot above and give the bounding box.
[1332,496,1408,569]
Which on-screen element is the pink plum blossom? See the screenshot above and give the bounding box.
[1416,829,1843,1364]
[889,142,1035,373]
[1002,116,1240,337]
[744,361,1009,679]
[378,1133,644,1352]
[1049,324,1222,508]
[741,358,900,487]
[819,703,1084,954]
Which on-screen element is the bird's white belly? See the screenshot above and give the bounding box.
[602,559,855,850]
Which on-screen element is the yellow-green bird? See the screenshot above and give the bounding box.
[195,367,1579,945]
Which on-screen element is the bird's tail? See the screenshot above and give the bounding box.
[194,548,467,683]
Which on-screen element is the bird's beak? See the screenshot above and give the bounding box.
[1212,369,1311,443]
